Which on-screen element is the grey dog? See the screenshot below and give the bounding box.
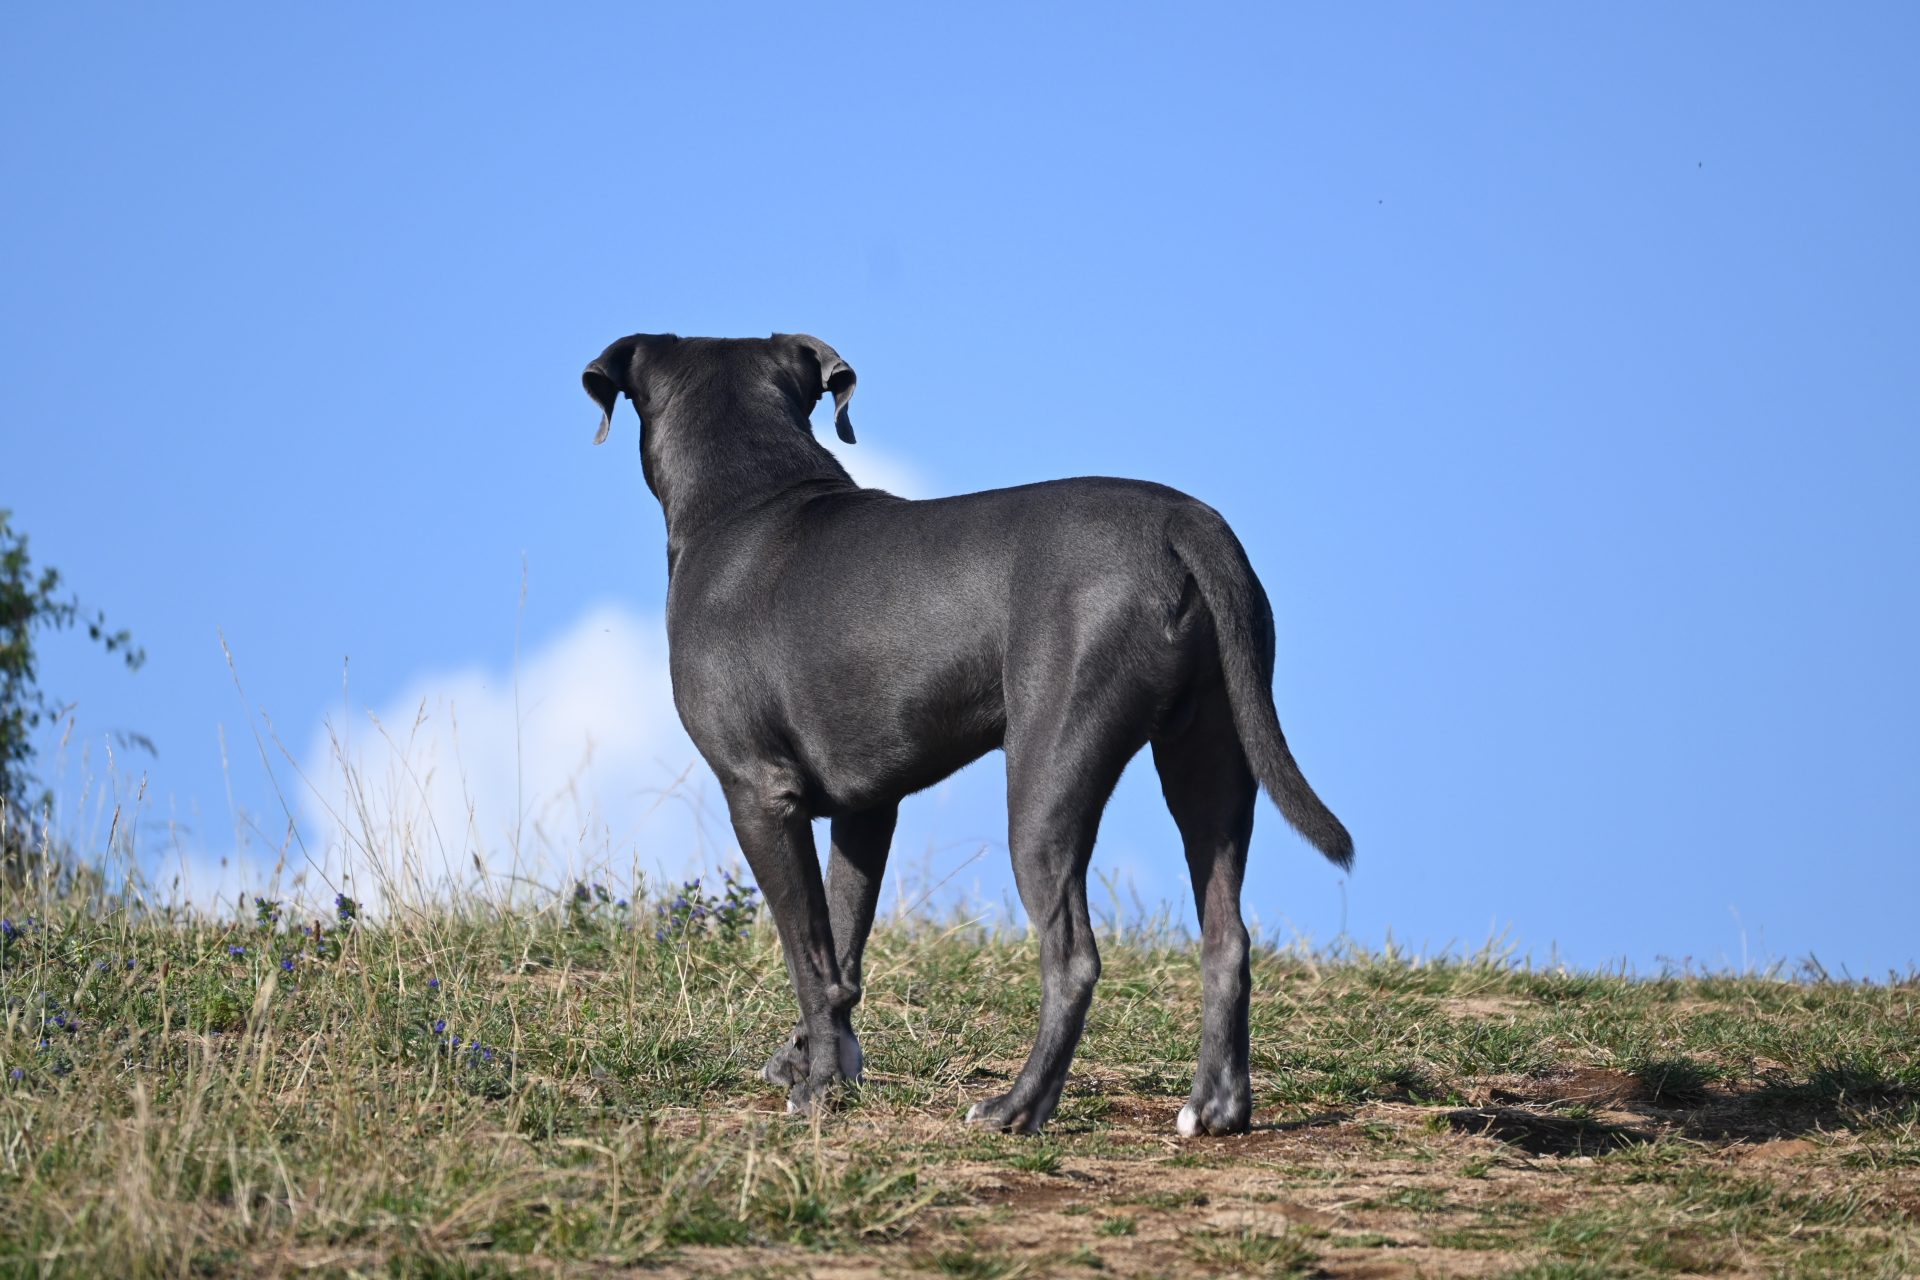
[583,332,1351,1135]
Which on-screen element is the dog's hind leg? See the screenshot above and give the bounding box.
[761,804,898,1088]
[966,701,1141,1134]
[1152,683,1259,1136]
[723,773,860,1114]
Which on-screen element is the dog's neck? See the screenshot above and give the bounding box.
[645,389,857,565]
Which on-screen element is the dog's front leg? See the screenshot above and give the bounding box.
[725,778,860,1115]
[762,804,896,1089]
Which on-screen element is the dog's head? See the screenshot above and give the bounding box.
[581,333,858,446]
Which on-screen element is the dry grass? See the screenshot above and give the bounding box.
[2,869,1918,1277]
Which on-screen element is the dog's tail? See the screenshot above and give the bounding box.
[1172,508,1353,871]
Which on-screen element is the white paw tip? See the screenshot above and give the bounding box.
[785,1098,801,1115]
[1176,1103,1203,1138]
[965,1103,985,1123]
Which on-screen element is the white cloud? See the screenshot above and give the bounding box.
[295,603,729,912]
[825,441,933,499]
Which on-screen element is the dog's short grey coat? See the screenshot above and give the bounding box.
[583,333,1351,1135]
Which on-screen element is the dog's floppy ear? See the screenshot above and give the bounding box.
[582,334,671,444]
[583,366,622,445]
[775,333,858,444]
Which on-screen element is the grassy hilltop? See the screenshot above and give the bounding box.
[1,874,1917,1278]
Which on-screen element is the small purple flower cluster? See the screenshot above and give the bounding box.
[15,994,82,1078]
[307,920,343,962]
[227,941,299,973]
[0,915,38,962]
[652,871,760,946]
[420,976,508,1073]
[225,894,354,970]
[566,881,632,933]
[6,949,135,1087]
[247,901,318,971]
[432,1018,501,1068]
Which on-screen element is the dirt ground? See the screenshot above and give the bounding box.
[631,1066,1920,1279]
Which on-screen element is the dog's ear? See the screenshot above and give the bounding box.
[775,333,858,444]
[583,365,622,445]
[583,334,675,444]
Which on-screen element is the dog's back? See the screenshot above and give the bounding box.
[669,475,1234,816]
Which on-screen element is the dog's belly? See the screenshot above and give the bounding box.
[789,649,1008,817]
[797,706,1007,816]
[801,726,1003,818]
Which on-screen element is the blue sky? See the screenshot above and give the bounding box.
[4,4,1916,974]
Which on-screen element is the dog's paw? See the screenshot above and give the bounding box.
[1176,1084,1252,1137]
[761,1030,809,1086]
[785,1072,860,1117]
[964,1092,1047,1135]
[763,1025,865,1089]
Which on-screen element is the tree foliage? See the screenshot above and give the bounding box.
[1,508,145,864]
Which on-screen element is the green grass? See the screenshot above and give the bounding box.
[1184,1224,1319,1276]
[1,874,1917,1276]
